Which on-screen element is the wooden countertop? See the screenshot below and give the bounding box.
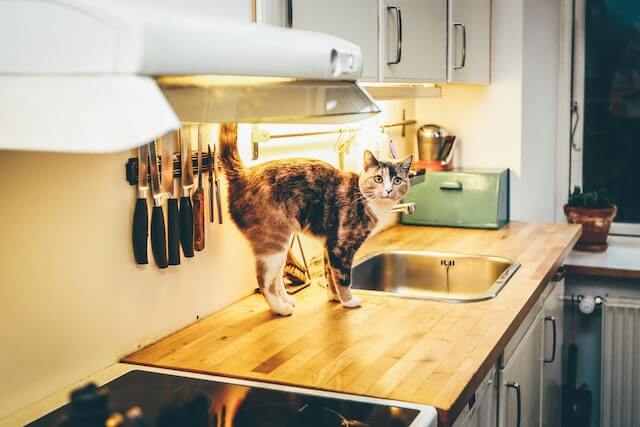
[123,222,580,426]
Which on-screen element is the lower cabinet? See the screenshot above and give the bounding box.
[451,270,565,427]
[541,273,565,427]
[451,366,498,427]
[499,312,544,427]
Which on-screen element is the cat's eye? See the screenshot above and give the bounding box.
[373,175,383,183]
[392,177,403,185]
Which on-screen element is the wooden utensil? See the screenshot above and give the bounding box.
[193,125,206,251]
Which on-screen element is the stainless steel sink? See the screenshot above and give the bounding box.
[347,250,520,303]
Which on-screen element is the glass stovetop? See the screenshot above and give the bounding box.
[29,370,421,427]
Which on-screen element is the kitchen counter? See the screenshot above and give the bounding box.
[123,222,580,426]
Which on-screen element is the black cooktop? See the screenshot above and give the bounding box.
[29,370,420,427]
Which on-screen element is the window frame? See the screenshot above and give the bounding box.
[565,0,640,237]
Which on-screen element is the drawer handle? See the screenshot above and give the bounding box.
[439,180,463,191]
[544,316,557,363]
[506,381,522,427]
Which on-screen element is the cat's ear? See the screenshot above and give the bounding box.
[363,150,380,170]
[399,154,413,174]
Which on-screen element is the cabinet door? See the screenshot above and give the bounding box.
[286,0,379,81]
[499,313,543,427]
[541,275,565,427]
[448,0,491,83]
[382,0,447,82]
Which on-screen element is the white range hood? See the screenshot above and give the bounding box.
[0,0,379,153]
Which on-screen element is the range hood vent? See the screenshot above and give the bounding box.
[0,0,380,153]
[157,76,380,125]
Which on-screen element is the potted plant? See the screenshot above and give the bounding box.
[564,186,617,252]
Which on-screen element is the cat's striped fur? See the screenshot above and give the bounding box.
[219,123,412,315]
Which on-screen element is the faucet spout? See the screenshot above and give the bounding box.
[390,202,416,215]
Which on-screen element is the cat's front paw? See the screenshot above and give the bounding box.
[272,302,294,316]
[341,295,362,308]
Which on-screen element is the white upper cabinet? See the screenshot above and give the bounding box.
[447,0,491,83]
[289,0,379,81]
[258,0,490,84]
[382,0,447,83]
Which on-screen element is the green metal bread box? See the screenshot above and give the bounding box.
[401,169,510,229]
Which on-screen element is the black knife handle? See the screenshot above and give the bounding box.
[180,196,194,257]
[151,206,168,269]
[132,198,148,264]
[167,198,181,265]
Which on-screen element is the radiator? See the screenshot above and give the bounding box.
[602,297,640,427]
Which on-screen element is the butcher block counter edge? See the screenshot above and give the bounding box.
[123,222,581,426]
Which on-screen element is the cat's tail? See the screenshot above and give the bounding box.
[218,123,245,181]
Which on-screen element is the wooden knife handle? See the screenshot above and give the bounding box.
[151,206,168,269]
[179,196,194,257]
[193,188,205,251]
[167,198,181,265]
[132,198,148,264]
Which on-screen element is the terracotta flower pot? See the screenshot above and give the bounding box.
[564,204,617,252]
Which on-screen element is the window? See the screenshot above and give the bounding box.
[572,0,640,234]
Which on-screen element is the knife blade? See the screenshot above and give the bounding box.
[179,126,195,257]
[148,140,168,269]
[132,145,149,264]
[213,143,223,224]
[193,125,206,251]
[208,144,214,223]
[162,132,180,266]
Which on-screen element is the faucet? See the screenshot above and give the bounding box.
[390,202,416,215]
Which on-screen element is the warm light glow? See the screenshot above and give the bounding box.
[155,75,297,88]
[361,82,438,88]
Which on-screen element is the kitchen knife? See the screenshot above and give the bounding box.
[163,132,181,266]
[214,143,223,224]
[148,140,168,269]
[179,126,195,257]
[193,125,206,251]
[132,145,149,264]
[208,144,214,223]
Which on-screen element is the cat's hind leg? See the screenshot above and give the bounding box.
[255,250,294,316]
[276,266,296,307]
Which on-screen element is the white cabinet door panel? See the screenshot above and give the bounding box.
[290,0,379,81]
[383,0,447,82]
[500,313,543,427]
[542,277,565,427]
[448,0,491,83]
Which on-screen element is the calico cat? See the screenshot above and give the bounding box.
[219,123,412,316]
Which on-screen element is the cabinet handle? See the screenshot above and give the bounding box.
[506,381,522,427]
[439,180,463,191]
[544,316,557,363]
[453,23,467,69]
[285,0,293,28]
[387,6,402,65]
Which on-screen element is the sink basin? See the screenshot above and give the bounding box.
[348,250,520,303]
